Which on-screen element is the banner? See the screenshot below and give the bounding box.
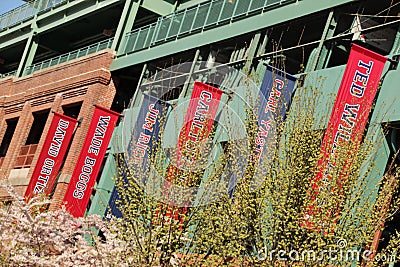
[161,82,223,220]
[106,95,170,218]
[304,44,387,229]
[228,65,297,196]
[25,112,77,201]
[63,105,120,217]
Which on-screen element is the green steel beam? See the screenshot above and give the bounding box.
[316,15,338,70]
[86,153,118,217]
[129,63,147,108]
[389,25,400,56]
[0,32,32,51]
[306,9,337,72]
[256,31,268,57]
[112,0,140,54]
[0,19,33,42]
[111,0,359,71]
[141,0,176,16]
[180,49,200,98]
[372,68,400,123]
[176,0,207,10]
[0,0,122,50]
[16,19,39,77]
[36,0,123,34]
[17,35,39,77]
[244,32,261,70]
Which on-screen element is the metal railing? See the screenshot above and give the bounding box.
[0,70,17,79]
[25,37,114,75]
[0,0,70,31]
[122,0,297,54]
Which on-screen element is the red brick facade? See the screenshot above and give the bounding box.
[0,49,116,206]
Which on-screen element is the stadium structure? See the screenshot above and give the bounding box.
[1,0,400,260]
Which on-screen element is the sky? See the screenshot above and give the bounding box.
[0,0,26,15]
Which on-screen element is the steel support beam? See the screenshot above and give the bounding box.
[111,0,358,71]
[244,32,261,71]
[129,63,147,108]
[111,0,140,53]
[141,0,176,16]
[180,49,200,98]
[389,25,400,56]
[305,10,337,72]
[16,22,39,77]
[36,0,123,34]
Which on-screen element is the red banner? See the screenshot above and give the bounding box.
[161,82,223,220]
[304,44,387,229]
[175,81,223,168]
[25,112,77,202]
[63,105,120,217]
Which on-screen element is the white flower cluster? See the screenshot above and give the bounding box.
[0,183,131,267]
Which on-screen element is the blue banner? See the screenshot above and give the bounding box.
[253,65,297,165]
[228,65,297,195]
[106,94,169,218]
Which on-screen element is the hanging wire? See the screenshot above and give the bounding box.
[337,1,400,38]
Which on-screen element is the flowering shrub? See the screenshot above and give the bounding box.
[0,184,129,267]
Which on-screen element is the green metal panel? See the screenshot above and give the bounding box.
[295,65,345,129]
[118,107,141,153]
[111,0,359,71]
[85,124,122,217]
[372,68,400,123]
[86,152,118,217]
[306,10,337,72]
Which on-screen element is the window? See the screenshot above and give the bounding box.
[25,110,50,145]
[62,102,82,119]
[0,118,19,157]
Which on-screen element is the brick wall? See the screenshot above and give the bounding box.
[0,49,116,205]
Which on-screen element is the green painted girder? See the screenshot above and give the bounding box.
[35,0,123,34]
[141,0,176,16]
[0,0,123,51]
[111,0,359,71]
[86,152,118,217]
[372,68,400,123]
[0,33,31,51]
